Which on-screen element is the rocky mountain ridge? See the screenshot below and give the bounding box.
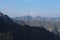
[0,12,60,40]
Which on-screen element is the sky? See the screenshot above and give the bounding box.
[0,0,60,17]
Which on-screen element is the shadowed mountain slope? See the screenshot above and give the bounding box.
[0,12,60,40]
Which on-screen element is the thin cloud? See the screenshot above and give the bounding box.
[0,6,10,13]
[24,11,38,17]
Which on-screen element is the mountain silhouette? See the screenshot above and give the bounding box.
[0,12,60,40]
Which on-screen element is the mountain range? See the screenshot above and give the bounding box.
[13,15,60,35]
[13,15,60,22]
[0,12,60,40]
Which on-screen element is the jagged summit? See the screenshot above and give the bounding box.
[0,12,4,16]
[0,12,9,17]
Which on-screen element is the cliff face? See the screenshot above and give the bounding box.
[0,12,60,40]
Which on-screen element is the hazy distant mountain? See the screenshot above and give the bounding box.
[0,12,60,40]
[13,15,60,22]
[13,15,60,35]
[13,15,60,27]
